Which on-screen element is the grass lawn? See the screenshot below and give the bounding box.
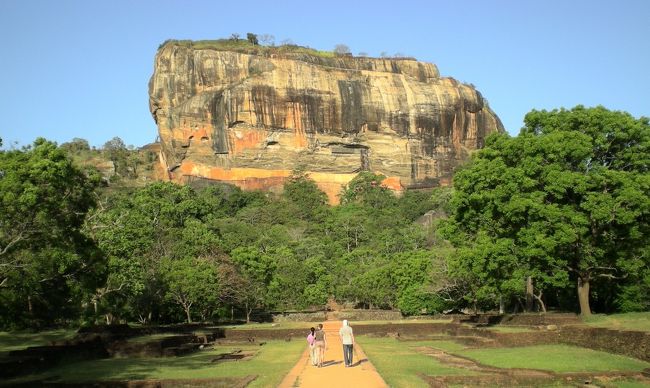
[413,339,467,353]
[0,329,77,355]
[458,344,650,373]
[358,336,475,388]
[6,339,304,388]
[582,312,650,332]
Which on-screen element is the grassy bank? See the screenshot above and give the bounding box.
[0,329,76,355]
[582,312,650,332]
[6,339,304,387]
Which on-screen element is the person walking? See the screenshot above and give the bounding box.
[339,319,355,367]
[314,323,327,367]
[307,327,317,366]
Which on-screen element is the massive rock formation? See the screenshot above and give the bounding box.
[149,41,504,203]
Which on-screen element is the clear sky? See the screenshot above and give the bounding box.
[1,0,648,148]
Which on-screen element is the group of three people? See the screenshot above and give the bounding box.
[306,320,355,368]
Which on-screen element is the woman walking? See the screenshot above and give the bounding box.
[314,323,327,367]
[307,327,317,366]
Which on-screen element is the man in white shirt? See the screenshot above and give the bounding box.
[339,319,355,367]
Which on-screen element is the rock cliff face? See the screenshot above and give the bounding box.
[149,42,504,203]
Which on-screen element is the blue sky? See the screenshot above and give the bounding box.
[1,0,648,148]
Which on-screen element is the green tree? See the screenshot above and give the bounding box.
[0,139,104,327]
[60,138,91,154]
[246,32,259,45]
[231,246,276,322]
[282,170,328,221]
[161,256,220,323]
[444,106,650,315]
[334,44,351,55]
[88,182,219,323]
[340,172,396,208]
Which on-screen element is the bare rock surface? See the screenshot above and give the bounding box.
[149,41,504,202]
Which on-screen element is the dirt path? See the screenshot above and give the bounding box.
[278,321,388,388]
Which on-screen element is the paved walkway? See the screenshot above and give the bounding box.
[278,321,388,388]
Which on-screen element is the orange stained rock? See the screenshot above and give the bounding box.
[173,162,360,204]
[175,126,211,144]
[284,103,308,149]
[380,176,404,192]
[279,321,388,388]
[229,128,268,154]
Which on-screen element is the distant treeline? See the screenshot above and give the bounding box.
[0,105,648,329]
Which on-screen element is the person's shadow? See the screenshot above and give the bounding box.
[321,360,343,367]
[350,358,368,367]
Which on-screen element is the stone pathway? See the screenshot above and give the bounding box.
[278,321,388,388]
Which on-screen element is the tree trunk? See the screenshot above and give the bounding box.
[184,306,192,323]
[532,291,546,313]
[525,276,534,312]
[499,295,505,314]
[577,276,591,316]
[28,296,33,314]
[231,305,234,322]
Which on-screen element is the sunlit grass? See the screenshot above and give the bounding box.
[358,336,475,388]
[0,329,77,355]
[458,344,650,373]
[5,340,304,387]
[582,312,650,332]
[413,339,467,353]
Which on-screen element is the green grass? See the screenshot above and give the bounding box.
[7,339,304,387]
[358,336,475,388]
[413,339,467,353]
[458,344,650,373]
[582,312,650,332]
[0,329,77,355]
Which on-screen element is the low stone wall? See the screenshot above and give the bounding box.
[331,310,404,321]
[475,326,650,362]
[271,311,327,322]
[353,322,484,338]
[457,313,580,326]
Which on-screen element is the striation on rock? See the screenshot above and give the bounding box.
[149,41,504,203]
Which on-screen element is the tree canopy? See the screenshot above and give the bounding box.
[3,105,648,329]
[0,139,104,327]
[443,106,650,315]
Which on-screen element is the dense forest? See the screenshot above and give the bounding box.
[1,106,649,329]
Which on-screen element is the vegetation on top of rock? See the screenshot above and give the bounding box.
[157,37,416,61]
